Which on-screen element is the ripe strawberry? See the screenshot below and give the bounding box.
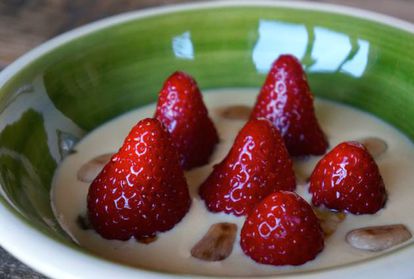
[199,119,296,216]
[155,71,219,170]
[309,141,387,214]
[241,191,324,266]
[250,54,328,156]
[87,118,191,240]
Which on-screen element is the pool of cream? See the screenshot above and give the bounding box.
[51,89,414,276]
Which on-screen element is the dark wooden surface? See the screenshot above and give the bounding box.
[0,0,413,278]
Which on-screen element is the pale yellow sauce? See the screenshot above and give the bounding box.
[51,89,414,276]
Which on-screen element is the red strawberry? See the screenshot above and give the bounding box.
[87,118,191,240]
[250,54,328,156]
[241,191,324,266]
[155,71,219,170]
[309,141,387,214]
[199,119,296,216]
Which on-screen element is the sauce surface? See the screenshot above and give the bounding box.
[51,89,414,276]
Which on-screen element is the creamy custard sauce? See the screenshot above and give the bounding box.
[51,89,414,276]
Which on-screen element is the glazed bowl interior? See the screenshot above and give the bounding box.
[0,1,413,278]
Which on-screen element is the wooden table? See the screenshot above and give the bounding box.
[0,0,413,278]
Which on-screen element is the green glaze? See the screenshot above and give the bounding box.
[39,8,414,132]
[0,3,413,270]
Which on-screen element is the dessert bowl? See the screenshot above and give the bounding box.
[0,1,413,278]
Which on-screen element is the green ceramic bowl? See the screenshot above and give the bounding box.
[0,1,413,278]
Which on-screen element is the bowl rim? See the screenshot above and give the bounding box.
[0,1,413,278]
[1,0,414,89]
